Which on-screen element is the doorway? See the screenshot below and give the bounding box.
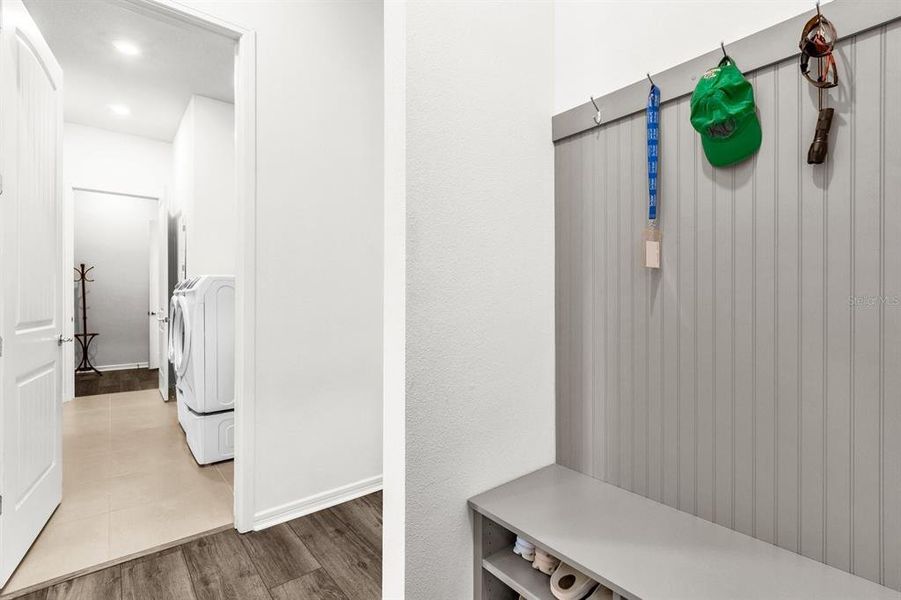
[0,0,255,593]
[70,188,163,396]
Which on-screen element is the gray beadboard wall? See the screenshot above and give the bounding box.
[554,21,900,591]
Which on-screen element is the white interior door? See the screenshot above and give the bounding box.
[157,200,169,400]
[148,219,160,369]
[0,0,64,587]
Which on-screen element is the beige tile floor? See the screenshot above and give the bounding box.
[2,389,234,594]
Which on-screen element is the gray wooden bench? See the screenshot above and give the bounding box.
[469,465,897,600]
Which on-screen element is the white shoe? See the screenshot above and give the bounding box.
[532,548,560,575]
[550,562,597,600]
[584,584,613,599]
[513,536,536,561]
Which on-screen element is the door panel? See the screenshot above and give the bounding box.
[0,0,63,587]
[14,34,56,330]
[14,365,55,503]
[148,219,160,369]
[157,200,169,400]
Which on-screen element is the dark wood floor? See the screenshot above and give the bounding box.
[13,492,381,600]
[75,368,160,397]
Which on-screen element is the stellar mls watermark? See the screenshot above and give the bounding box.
[849,295,900,308]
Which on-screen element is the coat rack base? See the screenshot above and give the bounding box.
[74,332,101,376]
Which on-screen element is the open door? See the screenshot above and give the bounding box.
[148,219,160,370]
[156,200,169,400]
[0,0,64,587]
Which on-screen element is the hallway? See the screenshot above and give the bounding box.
[2,390,232,593]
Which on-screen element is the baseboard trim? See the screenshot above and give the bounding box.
[91,362,151,372]
[252,474,383,531]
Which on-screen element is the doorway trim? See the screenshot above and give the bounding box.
[64,186,162,401]
[119,0,257,533]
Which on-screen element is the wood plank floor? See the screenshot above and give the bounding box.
[75,368,160,397]
[11,493,381,600]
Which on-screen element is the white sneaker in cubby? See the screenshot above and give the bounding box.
[513,536,536,561]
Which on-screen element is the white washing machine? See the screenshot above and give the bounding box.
[169,275,235,464]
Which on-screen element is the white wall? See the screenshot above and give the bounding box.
[64,123,172,197]
[382,1,406,596]
[63,124,172,394]
[172,101,194,282]
[180,1,384,527]
[171,95,236,278]
[554,0,834,113]
[73,189,158,368]
[400,1,556,597]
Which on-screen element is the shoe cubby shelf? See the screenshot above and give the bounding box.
[469,464,898,600]
[482,547,555,600]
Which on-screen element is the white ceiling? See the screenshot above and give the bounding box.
[24,0,235,142]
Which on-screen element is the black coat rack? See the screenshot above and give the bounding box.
[74,263,101,376]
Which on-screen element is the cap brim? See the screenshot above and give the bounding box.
[701,115,762,167]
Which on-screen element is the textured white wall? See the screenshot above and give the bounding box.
[180,1,384,525]
[402,1,556,597]
[554,0,833,113]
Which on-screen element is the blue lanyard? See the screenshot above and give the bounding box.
[647,84,660,221]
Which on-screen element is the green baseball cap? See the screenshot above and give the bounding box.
[690,57,761,167]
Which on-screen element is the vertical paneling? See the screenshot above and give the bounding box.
[647,208,663,504]
[881,20,901,592]
[554,24,900,592]
[591,127,607,480]
[569,133,584,472]
[631,114,649,498]
[677,100,697,514]
[660,101,680,509]
[850,27,883,584]
[752,65,777,545]
[774,58,802,555]
[824,33,854,573]
[798,45,825,563]
[713,145,734,529]
[554,139,569,467]
[695,115,716,524]
[732,76,756,537]
[578,132,593,476]
[604,126,619,485]
[618,120,634,492]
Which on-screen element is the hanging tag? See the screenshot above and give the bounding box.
[644,83,661,269]
[642,226,661,269]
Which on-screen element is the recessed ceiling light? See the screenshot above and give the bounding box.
[112,39,141,56]
[108,104,131,117]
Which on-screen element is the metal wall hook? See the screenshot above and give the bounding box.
[590,96,602,125]
[720,41,728,58]
[646,73,655,87]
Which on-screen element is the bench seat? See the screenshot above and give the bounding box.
[469,465,897,600]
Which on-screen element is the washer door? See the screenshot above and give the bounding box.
[173,295,192,377]
[167,295,180,364]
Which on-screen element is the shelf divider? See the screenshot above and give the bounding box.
[482,546,555,600]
